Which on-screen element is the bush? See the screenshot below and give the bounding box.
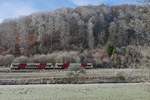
[54,52,64,63]
[0,55,15,67]
[126,46,143,68]
[54,51,81,63]
[115,72,127,82]
[66,65,86,83]
[47,53,57,63]
[3,55,15,67]
[91,49,112,68]
[105,42,116,57]
[13,56,29,63]
[110,46,143,68]
[31,54,48,63]
[80,50,95,64]
[61,52,72,63]
[0,55,4,66]
[69,51,80,63]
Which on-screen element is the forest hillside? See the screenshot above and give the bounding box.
[0,5,149,68]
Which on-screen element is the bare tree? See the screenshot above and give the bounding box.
[87,17,95,49]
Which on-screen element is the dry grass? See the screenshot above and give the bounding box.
[0,83,149,100]
[0,69,149,83]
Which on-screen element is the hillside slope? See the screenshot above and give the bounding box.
[0,5,149,55]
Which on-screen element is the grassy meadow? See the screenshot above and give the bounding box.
[0,83,150,100]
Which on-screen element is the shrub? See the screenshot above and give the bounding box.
[111,54,122,68]
[31,54,48,63]
[69,51,80,63]
[3,55,15,67]
[47,53,57,63]
[125,46,143,68]
[110,46,143,68]
[0,55,15,67]
[54,51,81,63]
[105,42,116,57]
[66,65,86,83]
[62,52,72,63]
[54,52,64,63]
[80,50,95,64]
[115,72,127,82]
[91,49,112,68]
[0,55,4,66]
[13,56,29,63]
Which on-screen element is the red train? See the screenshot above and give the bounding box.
[10,63,93,70]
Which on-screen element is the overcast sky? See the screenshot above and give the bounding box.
[0,0,139,22]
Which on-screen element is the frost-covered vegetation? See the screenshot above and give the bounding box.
[0,84,149,100]
[0,46,146,69]
[0,5,150,56]
[0,5,150,69]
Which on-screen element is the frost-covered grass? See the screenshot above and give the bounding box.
[0,83,150,100]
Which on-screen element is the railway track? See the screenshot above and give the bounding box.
[0,68,149,84]
[0,68,149,78]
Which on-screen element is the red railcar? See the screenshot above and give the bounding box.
[10,63,93,70]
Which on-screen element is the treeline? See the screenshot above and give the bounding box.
[0,5,150,56]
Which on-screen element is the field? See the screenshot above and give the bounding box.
[0,69,149,84]
[0,66,150,99]
[0,68,150,100]
[0,83,150,100]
